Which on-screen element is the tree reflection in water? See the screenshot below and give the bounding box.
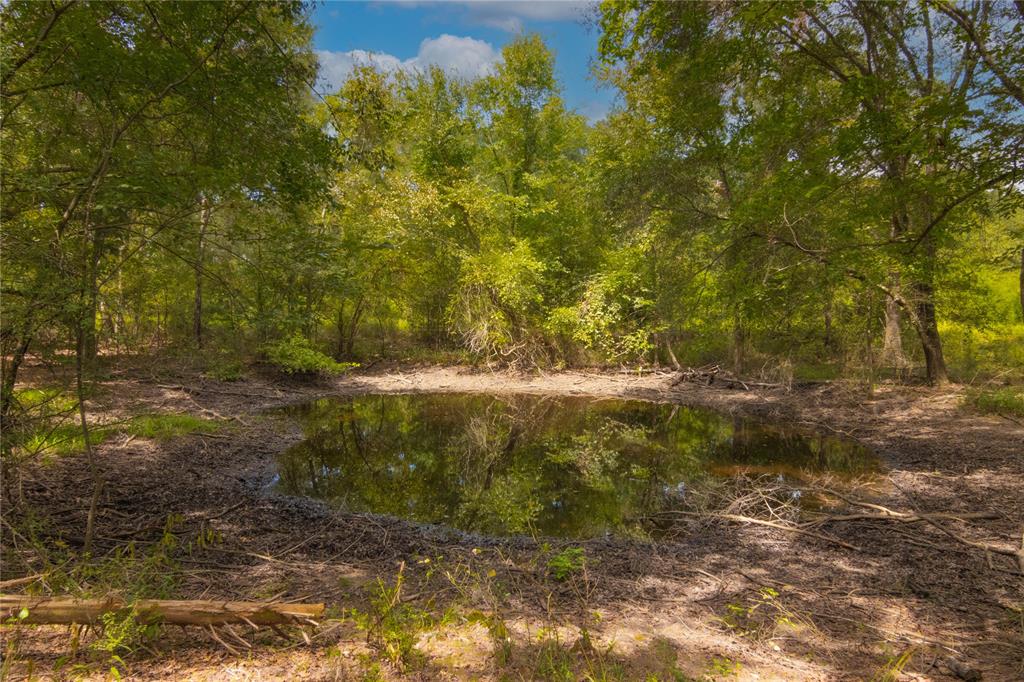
[274,394,878,538]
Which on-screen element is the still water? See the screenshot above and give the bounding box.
[274,393,878,539]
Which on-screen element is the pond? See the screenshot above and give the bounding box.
[273,393,879,539]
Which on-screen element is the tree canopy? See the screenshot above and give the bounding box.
[2,0,1022,416]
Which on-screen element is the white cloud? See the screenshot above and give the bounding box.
[414,35,500,78]
[460,1,595,33]
[381,1,596,34]
[317,34,501,93]
[317,50,402,91]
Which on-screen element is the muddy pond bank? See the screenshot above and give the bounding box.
[4,364,1023,680]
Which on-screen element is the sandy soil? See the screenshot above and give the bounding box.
[2,364,1022,681]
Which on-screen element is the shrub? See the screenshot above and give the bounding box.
[264,335,357,376]
[449,239,549,367]
[964,386,1024,418]
[547,547,586,581]
[207,359,245,382]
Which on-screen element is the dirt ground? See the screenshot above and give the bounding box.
[2,363,1022,681]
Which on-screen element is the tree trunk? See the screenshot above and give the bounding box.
[336,301,347,360]
[82,225,103,366]
[731,320,745,375]
[823,302,835,353]
[73,322,104,553]
[0,320,32,425]
[664,335,681,370]
[911,200,949,385]
[881,214,907,369]
[0,595,323,626]
[881,277,949,386]
[346,301,362,358]
[882,285,906,367]
[337,296,363,360]
[914,290,948,385]
[193,197,211,349]
[1019,246,1023,322]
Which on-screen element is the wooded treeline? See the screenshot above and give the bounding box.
[3,0,1023,409]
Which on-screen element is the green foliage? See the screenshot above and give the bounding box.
[451,239,549,364]
[264,335,357,376]
[547,547,586,581]
[705,657,742,678]
[4,386,96,461]
[348,566,432,670]
[964,386,1024,418]
[593,0,1023,383]
[91,611,154,657]
[204,353,246,382]
[0,0,332,422]
[1,0,1022,423]
[11,388,77,414]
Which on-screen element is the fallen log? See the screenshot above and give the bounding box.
[0,575,43,590]
[0,595,323,626]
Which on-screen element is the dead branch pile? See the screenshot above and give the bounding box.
[649,476,1024,566]
[676,474,805,524]
[651,475,859,550]
[671,365,781,390]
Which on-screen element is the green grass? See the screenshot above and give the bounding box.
[20,423,109,458]
[122,414,219,439]
[964,386,1024,418]
[9,404,222,461]
[13,387,78,413]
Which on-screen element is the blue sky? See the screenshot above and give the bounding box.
[311,1,615,121]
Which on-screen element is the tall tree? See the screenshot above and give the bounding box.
[597,0,1023,383]
[1,0,329,416]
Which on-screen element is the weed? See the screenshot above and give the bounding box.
[91,609,156,656]
[358,655,385,682]
[871,646,917,682]
[548,547,586,581]
[706,656,741,678]
[535,630,575,681]
[58,517,183,599]
[349,563,432,670]
[12,387,78,413]
[19,422,110,460]
[719,587,815,641]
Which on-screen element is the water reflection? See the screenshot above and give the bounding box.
[274,393,878,538]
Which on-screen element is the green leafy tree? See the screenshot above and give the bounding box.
[596,0,1023,383]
